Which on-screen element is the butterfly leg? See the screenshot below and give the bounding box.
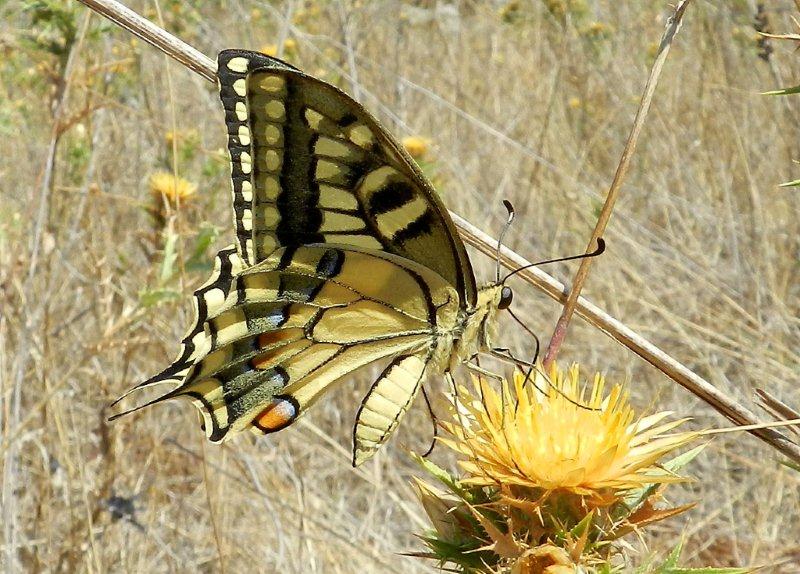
[489,347,534,369]
[419,386,437,458]
[464,361,504,382]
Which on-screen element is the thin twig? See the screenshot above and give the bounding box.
[77,0,214,82]
[73,0,800,464]
[755,389,800,438]
[543,0,694,367]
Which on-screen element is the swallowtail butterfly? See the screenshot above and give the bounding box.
[112,49,518,466]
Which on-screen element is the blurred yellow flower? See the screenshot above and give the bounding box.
[587,22,607,33]
[567,96,582,109]
[164,129,198,147]
[261,44,278,57]
[402,136,430,159]
[260,39,297,58]
[442,364,698,499]
[149,171,197,203]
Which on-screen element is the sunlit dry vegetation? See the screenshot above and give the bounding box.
[1,0,799,571]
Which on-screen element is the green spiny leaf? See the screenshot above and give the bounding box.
[410,453,473,502]
[185,223,219,273]
[618,444,707,518]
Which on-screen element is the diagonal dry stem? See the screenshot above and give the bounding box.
[543,0,694,367]
[73,0,800,464]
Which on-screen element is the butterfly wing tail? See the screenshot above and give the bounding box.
[109,247,243,416]
[352,352,430,467]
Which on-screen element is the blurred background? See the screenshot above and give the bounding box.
[1,0,799,571]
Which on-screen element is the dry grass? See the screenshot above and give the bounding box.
[2,0,800,572]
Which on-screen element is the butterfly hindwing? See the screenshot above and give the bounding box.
[217,49,477,308]
[124,244,460,444]
[109,246,244,409]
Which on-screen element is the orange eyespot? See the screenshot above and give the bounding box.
[253,396,299,433]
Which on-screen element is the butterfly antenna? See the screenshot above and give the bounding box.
[420,386,438,458]
[495,200,516,283]
[502,238,606,284]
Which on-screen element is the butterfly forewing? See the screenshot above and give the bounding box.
[217,49,477,308]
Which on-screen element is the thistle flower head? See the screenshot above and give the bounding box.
[412,364,730,572]
[442,364,698,501]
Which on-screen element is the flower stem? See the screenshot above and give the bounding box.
[543,0,695,368]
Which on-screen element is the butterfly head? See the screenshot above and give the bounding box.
[498,285,513,310]
[459,283,513,358]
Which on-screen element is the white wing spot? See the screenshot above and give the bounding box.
[204,288,226,314]
[238,125,251,146]
[235,101,247,121]
[226,57,248,73]
[241,209,253,231]
[240,151,252,174]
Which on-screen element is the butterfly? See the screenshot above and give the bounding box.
[111,49,519,466]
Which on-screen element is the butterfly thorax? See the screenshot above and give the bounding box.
[435,283,503,373]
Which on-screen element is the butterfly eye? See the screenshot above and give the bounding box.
[498,286,513,310]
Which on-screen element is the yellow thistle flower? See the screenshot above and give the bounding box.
[149,171,197,204]
[442,364,698,500]
[402,136,430,159]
